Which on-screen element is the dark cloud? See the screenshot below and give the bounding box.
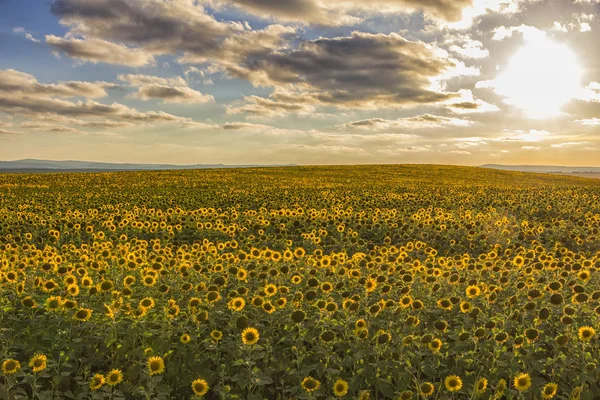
[0,68,192,131]
[220,32,460,112]
[448,101,480,109]
[49,0,236,62]
[132,85,214,104]
[222,0,473,23]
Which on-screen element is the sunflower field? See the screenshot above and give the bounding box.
[1,165,600,400]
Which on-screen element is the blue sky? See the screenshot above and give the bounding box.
[0,0,599,165]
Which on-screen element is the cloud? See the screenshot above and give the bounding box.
[20,122,84,133]
[0,69,116,99]
[0,128,25,135]
[49,0,238,66]
[492,24,546,41]
[118,74,214,104]
[0,68,193,133]
[445,89,500,113]
[577,118,600,126]
[219,32,467,112]
[495,129,551,143]
[338,114,472,130]
[226,92,317,118]
[47,0,477,115]
[131,85,214,104]
[46,36,156,67]
[12,27,41,43]
[218,0,474,24]
[550,141,587,148]
[448,39,489,59]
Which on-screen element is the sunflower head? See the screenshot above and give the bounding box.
[147,356,165,376]
[191,378,209,396]
[180,333,191,344]
[428,338,442,352]
[301,376,321,392]
[333,378,349,397]
[106,369,123,386]
[241,327,259,345]
[28,353,47,373]
[210,330,223,342]
[73,307,92,322]
[578,326,596,341]
[89,373,105,391]
[542,383,558,399]
[513,373,531,392]
[2,359,20,375]
[474,377,488,395]
[444,375,463,392]
[291,310,306,323]
[420,382,435,398]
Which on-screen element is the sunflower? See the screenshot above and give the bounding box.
[45,296,63,311]
[211,330,223,342]
[206,291,221,303]
[541,383,558,399]
[428,339,442,352]
[291,310,306,323]
[495,378,507,396]
[294,247,306,258]
[2,359,20,375]
[513,255,525,267]
[73,308,93,322]
[466,285,481,299]
[513,373,531,392]
[106,369,123,386]
[301,376,321,392]
[328,378,348,397]
[236,268,248,280]
[365,278,377,292]
[89,373,105,391]
[264,284,277,297]
[399,295,413,308]
[578,326,595,341]
[228,297,245,311]
[242,327,259,345]
[192,378,209,396]
[420,382,435,398]
[139,297,155,310]
[444,375,463,392]
[147,356,165,376]
[28,353,47,373]
[66,284,80,296]
[460,301,472,313]
[262,301,275,314]
[21,296,37,308]
[474,377,488,395]
[180,333,191,344]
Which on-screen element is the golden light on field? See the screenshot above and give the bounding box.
[493,35,583,118]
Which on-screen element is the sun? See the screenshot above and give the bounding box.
[491,33,583,117]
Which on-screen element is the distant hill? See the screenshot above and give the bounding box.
[481,164,600,174]
[0,159,296,173]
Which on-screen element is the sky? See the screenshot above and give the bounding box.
[0,0,599,166]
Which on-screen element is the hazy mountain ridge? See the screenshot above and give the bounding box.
[481,164,600,174]
[0,159,296,172]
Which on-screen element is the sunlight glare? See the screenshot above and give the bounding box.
[492,34,583,117]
